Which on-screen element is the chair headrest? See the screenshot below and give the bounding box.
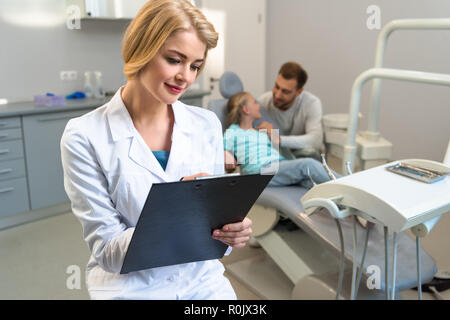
[219,72,244,99]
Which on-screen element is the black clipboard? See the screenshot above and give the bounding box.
[120,173,274,274]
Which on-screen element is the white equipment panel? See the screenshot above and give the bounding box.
[301,159,450,232]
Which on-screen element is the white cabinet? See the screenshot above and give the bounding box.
[66,0,147,20]
[0,117,29,218]
[22,110,92,211]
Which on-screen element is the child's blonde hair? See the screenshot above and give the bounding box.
[226,92,251,128]
[122,0,218,80]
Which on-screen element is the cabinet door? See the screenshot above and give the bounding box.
[78,0,147,19]
[22,109,93,210]
[0,178,29,219]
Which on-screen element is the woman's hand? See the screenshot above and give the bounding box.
[212,217,252,248]
[180,172,210,181]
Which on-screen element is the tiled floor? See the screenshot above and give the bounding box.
[0,209,449,300]
[0,211,263,300]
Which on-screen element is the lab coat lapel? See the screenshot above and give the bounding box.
[164,125,191,179]
[128,101,193,182]
[105,88,167,181]
[107,92,192,182]
[165,101,193,179]
[128,135,169,182]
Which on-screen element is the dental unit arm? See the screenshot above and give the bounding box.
[303,159,450,232]
[336,20,450,297]
[362,18,450,241]
[342,67,450,174]
[301,159,450,299]
[368,19,450,137]
[300,19,450,300]
[340,64,450,246]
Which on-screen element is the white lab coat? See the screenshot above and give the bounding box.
[60,88,236,300]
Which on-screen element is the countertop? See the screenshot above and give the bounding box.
[0,89,211,118]
[0,97,109,118]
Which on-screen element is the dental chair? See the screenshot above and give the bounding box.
[208,71,438,300]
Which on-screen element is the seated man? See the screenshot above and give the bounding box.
[257,62,324,160]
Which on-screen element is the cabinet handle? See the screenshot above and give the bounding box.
[0,149,10,155]
[0,187,14,194]
[0,168,13,174]
[37,115,77,122]
[0,133,9,139]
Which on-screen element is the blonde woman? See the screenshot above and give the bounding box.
[61,0,250,300]
[224,92,334,188]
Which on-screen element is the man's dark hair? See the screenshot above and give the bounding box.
[279,62,308,90]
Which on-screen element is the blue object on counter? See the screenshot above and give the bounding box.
[66,91,86,99]
[34,94,66,107]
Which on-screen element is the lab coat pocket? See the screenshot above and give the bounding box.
[87,268,130,299]
[89,288,124,300]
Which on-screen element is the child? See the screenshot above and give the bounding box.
[224,91,334,189]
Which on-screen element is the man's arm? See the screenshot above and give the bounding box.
[280,98,324,151]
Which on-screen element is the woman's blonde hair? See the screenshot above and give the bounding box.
[226,92,251,128]
[122,0,218,80]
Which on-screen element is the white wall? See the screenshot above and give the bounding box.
[266,0,450,162]
[0,1,128,102]
[201,0,266,102]
[2,1,449,163]
[223,0,266,98]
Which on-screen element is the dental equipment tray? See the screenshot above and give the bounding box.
[301,159,450,232]
[386,162,449,184]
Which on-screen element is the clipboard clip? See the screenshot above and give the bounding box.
[193,173,241,189]
[195,173,241,180]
